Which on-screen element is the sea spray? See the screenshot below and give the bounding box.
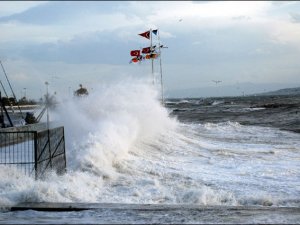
[53,78,178,176]
[1,79,299,208]
[0,78,179,206]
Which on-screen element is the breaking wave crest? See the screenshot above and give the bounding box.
[0,78,179,206]
[0,78,299,209]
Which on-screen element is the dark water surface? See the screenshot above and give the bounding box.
[167,95,300,133]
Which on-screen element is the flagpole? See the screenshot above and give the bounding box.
[150,28,154,85]
[157,29,164,105]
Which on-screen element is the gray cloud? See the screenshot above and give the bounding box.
[290,12,300,23]
[1,1,300,98]
[2,22,296,69]
[15,31,131,64]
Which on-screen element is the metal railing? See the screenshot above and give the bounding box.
[0,126,66,179]
[0,131,36,176]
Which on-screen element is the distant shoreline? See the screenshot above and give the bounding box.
[6,105,39,112]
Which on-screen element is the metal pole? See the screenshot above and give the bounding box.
[45,81,49,130]
[150,29,154,85]
[0,79,9,100]
[23,88,27,99]
[62,127,67,173]
[0,91,13,127]
[0,79,14,113]
[0,60,23,116]
[34,131,38,180]
[0,91,4,128]
[45,81,52,169]
[157,30,164,105]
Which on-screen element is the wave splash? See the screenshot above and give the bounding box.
[0,78,179,206]
[1,78,299,208]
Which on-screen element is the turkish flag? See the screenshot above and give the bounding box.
[142,47,151,54]
[130,50,140,57]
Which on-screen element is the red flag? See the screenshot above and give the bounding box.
[130,56,143,63]
[131,58,139,63]
[130,55,143,64]
[130,50,140,57]
[138,31,150,39]
[142,47,151,54]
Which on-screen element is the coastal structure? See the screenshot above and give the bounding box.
[0,60,67,179]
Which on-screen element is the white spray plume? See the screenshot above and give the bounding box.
[53,78,178,178]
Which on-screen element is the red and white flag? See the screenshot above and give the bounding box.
[138,31,150,39]
[130,50,140,57]
[142,47,151,54]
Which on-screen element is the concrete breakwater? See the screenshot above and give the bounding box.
[9,202,300,224]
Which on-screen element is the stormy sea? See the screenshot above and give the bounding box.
[0,80,299,224]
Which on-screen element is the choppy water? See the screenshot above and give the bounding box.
[168,95,300,133]
[0,79,299,224]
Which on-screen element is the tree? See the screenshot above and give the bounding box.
[1,97,17,105]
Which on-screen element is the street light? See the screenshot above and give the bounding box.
[23,88,27,99]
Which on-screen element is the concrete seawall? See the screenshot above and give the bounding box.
[9,202,300,224]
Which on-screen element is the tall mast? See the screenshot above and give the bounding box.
[150,28,155,85]
[0,60,23,117]
[135,28,165,102]
[0,79,9,100]
[0,79,14,113]
[157,29,164,105]
[0,91,13,127]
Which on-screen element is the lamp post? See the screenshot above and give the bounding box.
[23,88,27,99]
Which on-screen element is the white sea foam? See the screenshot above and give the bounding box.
[53,78,178,176]
[212,100,224,105]
[0,78,299,208]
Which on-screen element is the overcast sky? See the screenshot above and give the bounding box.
[0,1,300,99]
